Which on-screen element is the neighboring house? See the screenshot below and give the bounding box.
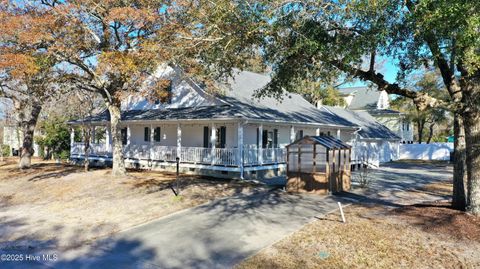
[338,86,414,143]
[2,123,22,156]
[322,107,401,166]
[69,67,399,179]
[1,121,40,157]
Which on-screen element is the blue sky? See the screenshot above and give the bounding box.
[342,56,400,88]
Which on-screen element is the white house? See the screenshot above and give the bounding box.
[69,67,397,179]
[323,106,401,167]
[339,86,414,143]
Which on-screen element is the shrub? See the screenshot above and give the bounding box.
[1,144,10,157]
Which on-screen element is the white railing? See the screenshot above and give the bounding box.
[71,143,286,167]
[242,147,286,166]
[151,145,177,162]
[71,143,110,156]
[213,148,238,166]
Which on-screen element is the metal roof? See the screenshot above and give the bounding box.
[288,135,352,150]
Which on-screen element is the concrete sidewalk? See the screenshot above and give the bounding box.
[42,191,346,269]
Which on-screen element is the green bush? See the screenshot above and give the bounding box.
[1,145,10,157]
[58,150,70,160]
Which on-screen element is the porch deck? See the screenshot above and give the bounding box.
[71,143,286,167]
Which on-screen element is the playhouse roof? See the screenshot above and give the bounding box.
[287,135,351,150]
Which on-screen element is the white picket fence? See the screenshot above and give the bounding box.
[399,143,453,161]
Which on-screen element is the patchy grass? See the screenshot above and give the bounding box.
[421,182,453,196]
[0,158,264,251]
[237,204,480,269]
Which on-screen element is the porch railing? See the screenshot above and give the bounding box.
[243,147,286,166]
[71,143,111,157]
[71,143,286,167]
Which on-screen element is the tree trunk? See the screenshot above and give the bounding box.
[83,126,91,172]
[452,115,467,210]
[426,122,435,144]
[108,104,127,176]
[18,104,42,169]
[463,81,480,215]
[417,120,425,144]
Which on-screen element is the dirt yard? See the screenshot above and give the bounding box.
[237,184,480,269]
[0,158,264,251]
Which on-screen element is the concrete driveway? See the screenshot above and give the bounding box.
[36,191,347,269]
[349,161,453,206]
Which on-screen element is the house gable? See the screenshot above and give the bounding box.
[121,64,223,111]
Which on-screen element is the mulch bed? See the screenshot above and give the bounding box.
[392,201,480,242]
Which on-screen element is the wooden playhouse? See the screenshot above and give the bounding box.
[286,136,351,194]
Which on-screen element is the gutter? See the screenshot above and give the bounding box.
[67,116,359,130]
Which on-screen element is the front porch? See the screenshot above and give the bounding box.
[71,143,286,167]
[69,120,348,179]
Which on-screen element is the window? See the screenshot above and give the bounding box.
[204,126,226,148]
[406,123,410,131]
[273,129,278,148]
[216,126,226,148]
[203,126,209,147]
[295,130,304,141]
[320,132,325,136]
[327,131,331,136]
[144,127,150,142]
[154,127,161,142]
[121,128,127,145]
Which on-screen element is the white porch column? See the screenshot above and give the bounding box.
[210,123,217,165]
[237,122,244,178]
[176,123,182,160]
[337,129,341,139]
[290,125,295,143]
[258,124,263,165]
[316,127,320,136]
[70,128,75,148]
[126,125,131,146]
[150,124,154,160]
[105,126,111,153]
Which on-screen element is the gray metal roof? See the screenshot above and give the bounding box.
[323,106,400,140]
[288,135,351,150]
[338,86,381,110]
[70,70,358,128]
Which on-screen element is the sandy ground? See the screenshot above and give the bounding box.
[237,203,480,269]
[0,158,264,251]
[237,161,480,269]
